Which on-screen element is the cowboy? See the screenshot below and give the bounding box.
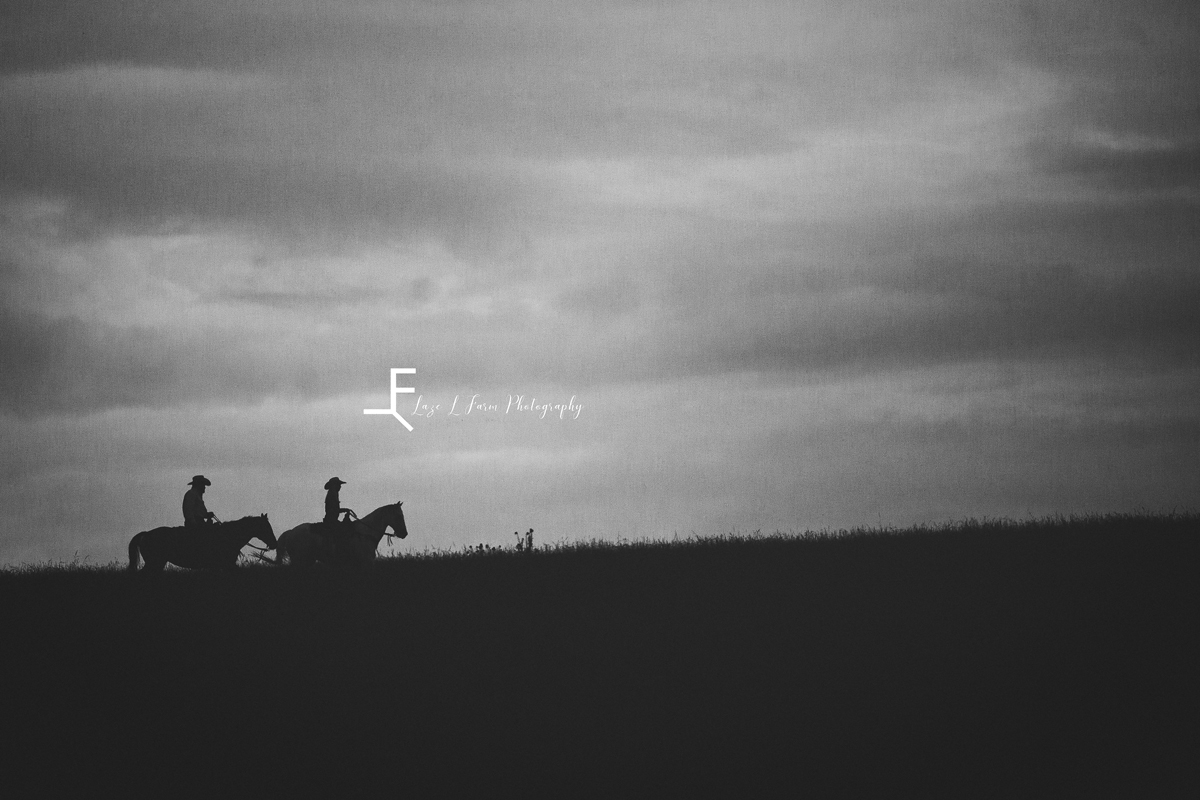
[182,475,217,529]
[324,477,355,524]
[322,477,356,560]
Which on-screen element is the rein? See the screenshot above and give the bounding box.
[349,517,394,540]
[342,507,401,541]
[343,510,404,558]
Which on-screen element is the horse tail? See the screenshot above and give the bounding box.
[128,533,142,572]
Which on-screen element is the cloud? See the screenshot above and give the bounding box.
[5,190,1197,418]
[1026,134,1200,192]
[0,1,1058,244]
[0,299,407,415]
[0,65,540,248]
[1007,0,1200,198]
[3,0,1200,564]
[701,267,1200,377]
[0,1,433,74]
[0,309,177,415]
[559,196,1200,384]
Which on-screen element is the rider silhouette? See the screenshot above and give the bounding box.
[182,475,217,529]
[324,477,354,523]
[322,477,355,559]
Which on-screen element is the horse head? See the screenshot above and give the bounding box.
[253,513,279,550]
[389,501,409,540]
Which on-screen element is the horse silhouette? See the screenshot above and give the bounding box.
[128,514,277,572]
[275,501,408,567]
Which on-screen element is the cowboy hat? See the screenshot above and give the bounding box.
[324,477,347,490]
[188,475,211,486]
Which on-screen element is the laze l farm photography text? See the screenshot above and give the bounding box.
[412,394,584,420]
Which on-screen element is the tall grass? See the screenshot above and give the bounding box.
[2,512,1197,796]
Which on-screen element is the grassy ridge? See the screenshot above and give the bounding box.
[3,514,1198,796]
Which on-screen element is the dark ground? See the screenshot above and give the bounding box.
[3,514,1197,797]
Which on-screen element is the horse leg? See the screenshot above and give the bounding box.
[276,531,301,566]
[127,534,141,572]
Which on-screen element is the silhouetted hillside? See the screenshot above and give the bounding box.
[3,514,1197,796]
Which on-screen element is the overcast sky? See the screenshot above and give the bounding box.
[2,0,1198,564]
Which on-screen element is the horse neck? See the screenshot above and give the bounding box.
[356,505,395,541]
[220,516,251,541]
[224,515,270,546]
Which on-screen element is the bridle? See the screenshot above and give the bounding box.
[233,517,278,557]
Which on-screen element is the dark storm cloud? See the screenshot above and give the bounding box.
[580,193,1200,384]
[0,300,401,416]
[0,1,436,74]
[0,67,531,241]
[1011,0,1200,186]
[0,309,177,415]
[0,291,539,416]
[1027,136,1200,192]
[705,264,1200,378]
[0,0,1062,246]
[3,0,1197,391]
[1014,0,1200,94]
[0,3,548,247]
